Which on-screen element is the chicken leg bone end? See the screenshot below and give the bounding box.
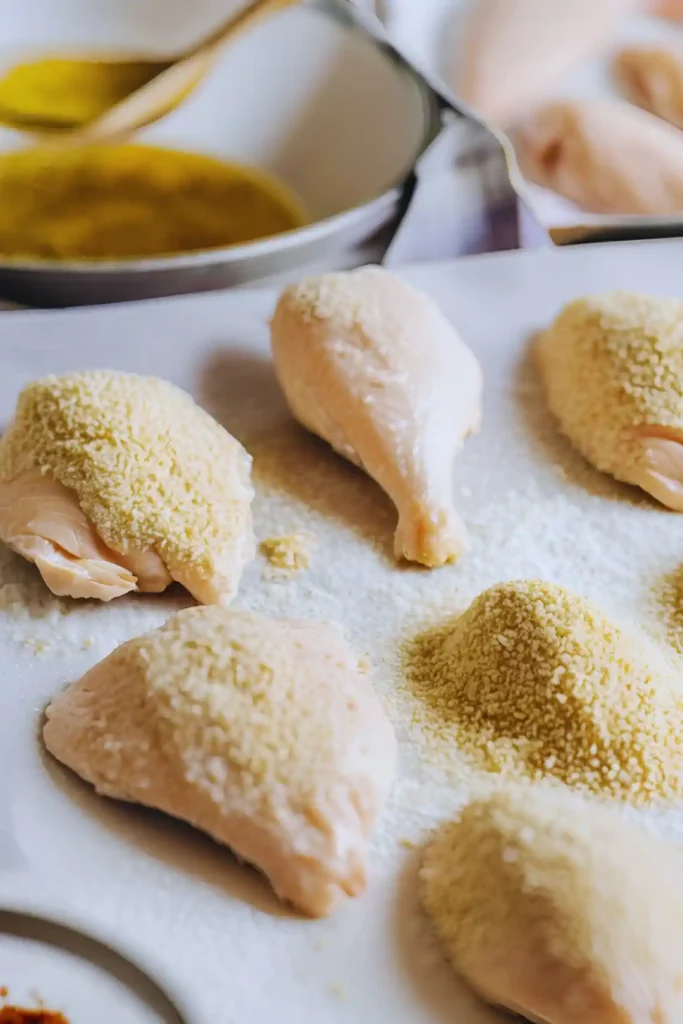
[395,504,468,567]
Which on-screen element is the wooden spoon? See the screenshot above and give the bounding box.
[0,0,299,139]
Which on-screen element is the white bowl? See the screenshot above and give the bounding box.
[0,0,439,305]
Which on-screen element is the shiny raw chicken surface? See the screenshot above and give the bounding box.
[422,785,683,1024]
[270,267,483,568]
[539,291,683,510]
[0,472,168,600]
[43,607,397,918]
[615,44,683,129]
[0,371,254,603]
[514,98,683,215]
[456,0,625,125]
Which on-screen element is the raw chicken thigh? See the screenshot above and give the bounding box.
[422,785,683,1023]
[43,607,397,917]
[456,0,626,125]
[270,267,483,567]
[514,98,683,215]
[615,44,683,129]
[0,371,254,603]
[539,291,683,509]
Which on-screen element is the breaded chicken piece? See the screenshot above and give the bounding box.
[270,267,483,567]
[43,607,397,917]
[0,371,254,603]
[422,785,683,1023]
[513,98,683,215]
[538,292,683,509]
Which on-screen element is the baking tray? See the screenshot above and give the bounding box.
[2,240,683,1022]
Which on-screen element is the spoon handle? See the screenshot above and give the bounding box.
[188,0,302,55]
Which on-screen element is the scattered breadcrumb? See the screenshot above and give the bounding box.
[259,532,312,575]
[327,982,347,1001]
[399,838,420,851]
[23,638,49,655]
[403,579,683,804]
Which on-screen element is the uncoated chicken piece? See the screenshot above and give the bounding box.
[43,606,397,918]
[538,291,683,510]
[270,267,483,568]
[422,784,683,1024]
[456,0,626,125]
[615,44,683,129]
[0,371,254,604]
[513,98,683,215]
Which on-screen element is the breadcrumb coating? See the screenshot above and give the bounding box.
[404,580,683,802]
[538,291,683,491]
[0,370,254,604]
[277,268,401,336]
[421,784,683,1022]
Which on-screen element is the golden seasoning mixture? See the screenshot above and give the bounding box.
[0,56,172,131]
[0,144,307,261]
[403,579,683,803]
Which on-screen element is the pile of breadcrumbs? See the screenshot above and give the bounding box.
[404,579,683,804]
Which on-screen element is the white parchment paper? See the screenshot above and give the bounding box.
[3,240,683,1021]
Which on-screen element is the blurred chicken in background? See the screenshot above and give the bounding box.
[648,0,683,17]
[455,0,627,125]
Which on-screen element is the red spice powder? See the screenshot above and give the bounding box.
[0,1008,68,1022]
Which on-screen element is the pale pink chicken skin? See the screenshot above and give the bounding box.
[270,267,483,568]
[43,608,397,918]
[456,0,628,125]
[647,0,683,18]
[514,98,683,215]
[615,44,683,129]
[0,472,171,600]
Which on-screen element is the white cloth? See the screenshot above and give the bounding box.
[348,0,546,259]
[350,0,464,85]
